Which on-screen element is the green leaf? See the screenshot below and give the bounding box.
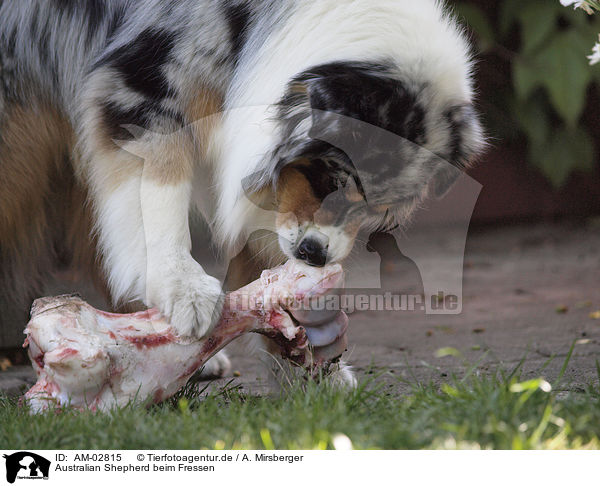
[499,0,523,36]
[560,4,595,28]
[455,3,495,52]
[441,384,460,397]
[513,58,541,99]
[518,4,559,54]
[513,94,550,144]
[538,32,592,125]
[530,127,595,186]
[524,31,592,125]
[434,347,463,358]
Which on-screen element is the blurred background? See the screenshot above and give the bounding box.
[451,0,600,221]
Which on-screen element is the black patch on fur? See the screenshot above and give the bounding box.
[38,19,51,71]
[52,0,73,9]
[272,62,431,203]
[288,62,427,145]
[101,102,149,141]
[273,139,366,204]
[100,28,178,101]
[445,105,479,167]
[83,0,107,47]
[28,3,40,39]
[101,101,185,141]
[84,0,106,28]
[222,2,252,62]
[5,26,17,58]
[290,159,342,202]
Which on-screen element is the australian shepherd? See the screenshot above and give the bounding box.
[0,0,483,384]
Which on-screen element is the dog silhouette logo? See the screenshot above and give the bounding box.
[3,452,50,483]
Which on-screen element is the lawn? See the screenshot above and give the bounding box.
[2,354,600,450]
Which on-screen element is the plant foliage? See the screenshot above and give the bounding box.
[455,0,600,186]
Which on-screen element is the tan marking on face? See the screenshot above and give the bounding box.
[276,167,321,226]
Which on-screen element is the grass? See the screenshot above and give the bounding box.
[2,354,600,450]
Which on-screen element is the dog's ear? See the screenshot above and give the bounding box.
[269,64,485,210]
[280,64,485,203]
[432,104,485,198]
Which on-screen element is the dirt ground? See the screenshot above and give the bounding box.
[2,222,600,397]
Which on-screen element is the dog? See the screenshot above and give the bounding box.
[0,0,483,385]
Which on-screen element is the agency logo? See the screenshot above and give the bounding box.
[3,452,50,483]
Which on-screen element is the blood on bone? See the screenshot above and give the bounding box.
[23,261,346,412]
[123,331,176,349]
[33,354,45,370]
[57,348,78,359]
[96,307,162,321]
[201,335,221,355]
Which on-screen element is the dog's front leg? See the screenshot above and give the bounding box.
[85,134,223,338]
[139,174,224,338]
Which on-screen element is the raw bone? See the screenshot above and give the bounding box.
[23,261,348,412]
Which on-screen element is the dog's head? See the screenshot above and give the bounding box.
[243,61,484,266]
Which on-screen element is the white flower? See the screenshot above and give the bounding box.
[588,37,600,65]
[560,0,595,13]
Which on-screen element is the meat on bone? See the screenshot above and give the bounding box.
[23,261,348,412]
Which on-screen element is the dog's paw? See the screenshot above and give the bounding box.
[146,256,224,338]
[194,350,232,380]
[323,361,357,389]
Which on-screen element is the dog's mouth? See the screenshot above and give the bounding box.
[288,310,348,347]
[279,260,346,351]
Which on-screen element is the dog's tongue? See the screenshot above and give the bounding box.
[303,312,348,347]
[277,261,347,350]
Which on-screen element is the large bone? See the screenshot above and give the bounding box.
[23,261,348,413]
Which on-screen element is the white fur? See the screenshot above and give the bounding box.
[140,179,224,338]
[90,163,147,303]
[195,350,232,379]
[89,156,223,338]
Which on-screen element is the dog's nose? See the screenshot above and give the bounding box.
[295,238,327,267]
